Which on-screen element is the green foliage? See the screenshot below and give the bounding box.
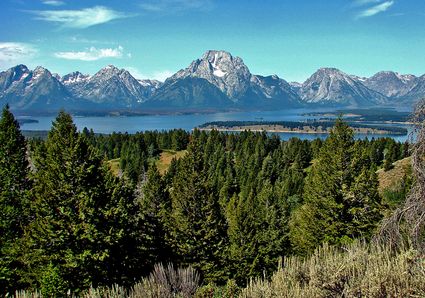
[21,111,140,291]
[0,105,31,294]
[39,263,68,298]
[139,165,173,266]
[289,119,383,255]
[0,108,412,293]
[382,170,413,209]
[169,136,228,283]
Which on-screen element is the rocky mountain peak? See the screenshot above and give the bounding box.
[310,68,350,81]
[364,71,418,97]
[300,67,387,106]
[94,65,123,78]
[33,66,50,75]
[169,50,251,100]
[61,71,90,85]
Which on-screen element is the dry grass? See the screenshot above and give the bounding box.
[377,157,411,193]
[156,150,187,174]
[14,244,425,297]
[240,242,425,298]
[376,99,425,253]
[107,158,121,177]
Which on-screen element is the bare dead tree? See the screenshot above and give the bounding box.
[375,99,425,252]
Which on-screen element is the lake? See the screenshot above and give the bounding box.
[18,108,411,142]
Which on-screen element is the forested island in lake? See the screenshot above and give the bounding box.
[199,120,408,135]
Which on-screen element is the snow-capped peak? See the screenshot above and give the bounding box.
[61,71,90,85]
[210,53,227,78]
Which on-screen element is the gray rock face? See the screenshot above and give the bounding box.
[0,64,31,92]
[299,68,387,106]
[364,71,417,98]
[249,75,301,106]
[67,65,151,106]
[138,79,163,98]
[169,50,252,101]
[163,50,302,107]
[406,75,425,101]
[289,81,302,94]
[61,71,91,95]
[0,65,71,110]
[148,77,232,109]
[1,55,423,113]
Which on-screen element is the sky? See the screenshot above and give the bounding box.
[0,0,424,82]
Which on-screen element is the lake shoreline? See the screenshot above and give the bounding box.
[198,124,407,135]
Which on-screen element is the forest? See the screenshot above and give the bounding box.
[199,120,408,135]
[0,102,424,297]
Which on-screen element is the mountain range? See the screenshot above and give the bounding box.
[1,50,424,114]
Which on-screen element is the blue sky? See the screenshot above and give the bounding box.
[0,0,424,82]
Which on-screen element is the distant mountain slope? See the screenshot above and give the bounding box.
[0,51,423,113]
[169,50,252,101]
[299,68,387,106]
[63,65,151,107]
[159,50,302,108]
[0,65,73,111]
[405,75,425,101]
[364,71,417,98]
[148,77,232,109]
[247,75,301,107]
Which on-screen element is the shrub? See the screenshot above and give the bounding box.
[240,242,425,298]
[39,263,68,298]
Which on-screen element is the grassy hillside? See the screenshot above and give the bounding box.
[107,150,187,177]
[377,157,412,193]
[156,149,187,174]
[107,158,121,177]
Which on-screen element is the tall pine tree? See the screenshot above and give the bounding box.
[0,105,31,294]
[289,119,382,255]
[169,136,228,283]
[22,111,140,293]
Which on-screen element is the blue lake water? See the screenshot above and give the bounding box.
[18,108,411,142]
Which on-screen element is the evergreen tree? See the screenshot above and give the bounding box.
[289,119,382,255]
[22,111,140,292]
[169,137,228,283]
[226,180,287,283]
[139,165,173,266]
[0,105,31,294]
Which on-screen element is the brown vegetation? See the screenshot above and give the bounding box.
[156,149,187,174]
[376,99,425,252]
[377,157,411,193]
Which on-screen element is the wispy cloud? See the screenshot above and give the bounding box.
[140,0,213,13]
[126,67,174,82]
[357,1,394,18]
[0,42,37,68]
[67,36,115,45]
[54,46,126,61]
[30,6,132,29]
[42,0,65,6]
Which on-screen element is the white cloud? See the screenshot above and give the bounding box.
[357,1,394,18]
[140,0,213,13]
[126,67,174,82]
[42,0,65,6]
[30,6,131,29]
[0,42,37,68]
[67,36,114,45]
[54,46,126,61]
